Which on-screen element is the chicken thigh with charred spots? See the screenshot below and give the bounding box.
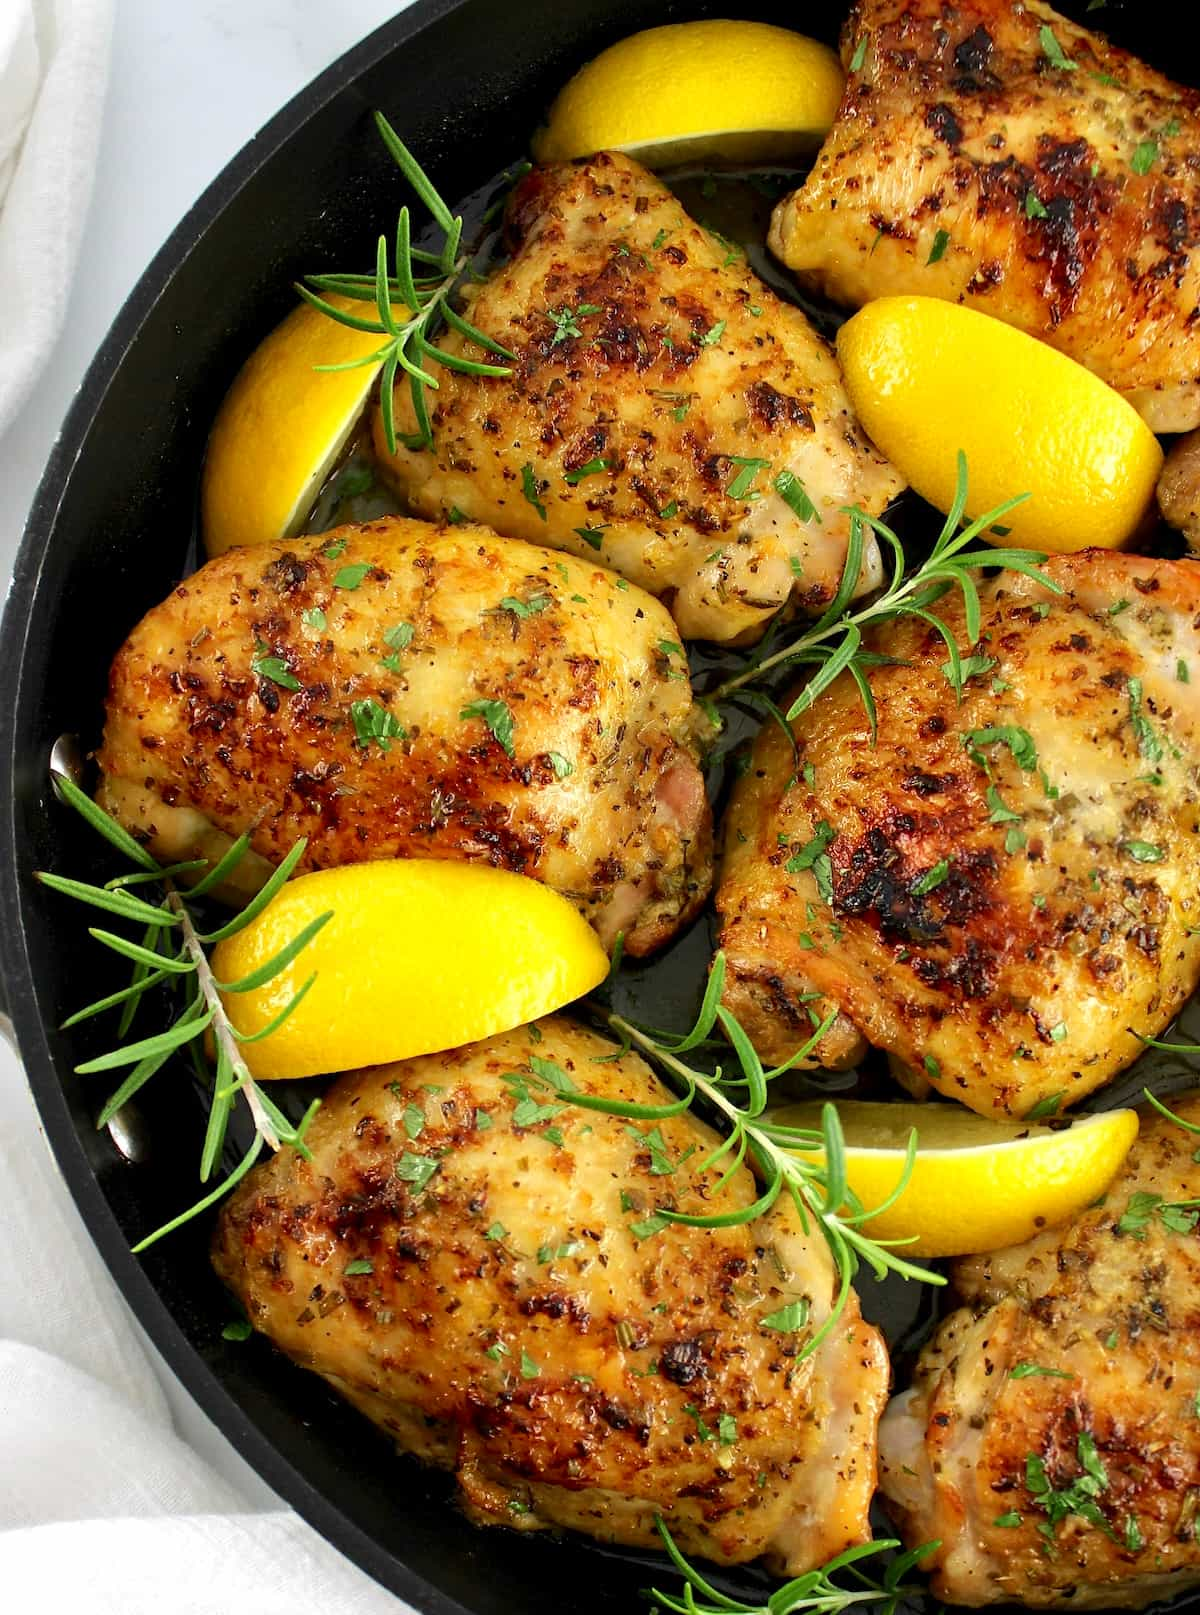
[95,517,711,955]
[372,150,903,644]
[769,0,1200,433]
[879,1092,1200,1610]
[714,551,1200,1119]
[211,1016,890,1576]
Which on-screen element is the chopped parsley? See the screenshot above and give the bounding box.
[630,1213,669,1240]
[1011,1362,1073,1379]
[926,228,950,264]
[698,319,726,347]
[1026,1092,1064,1120]
[221,1319,253,1342]
[683,1404,715,1442]
[403,1103,424,1140]
[849,35,867,72]
[944,652,997,691]
[520,1350,540,1379]
[774,469,821,524]
[760,1299,809,1333]
[1024,190,1049,219]
[1118,1190,1199,1237]
[384,621,414,650]
[484,1222,507,1241]
[322,537,348,559]
[350,698,406,752]
[395,1152,439,1193]
[460,697,516,757]
[1039,25,1078,71]
[564,457,610,484]
[546,302,600,344]
[1122,840,1165,863]
[499,592,552,619]
[994,1512,1022,1529]
[659,500,679,519]
[912,859,950,895]
[717,1413,738,1447]
[252,653,300,691]
[964,725,1039,773]
[1026,1430,1113,1544]
[520,463,547,520]
[344,1257,374,1276]
[333,562,372,591]
[1127,676,1162,763]
[784,820,835,904]
[574,525,606,550]
[726,455,771,500]
[301,607,327,631]
[1130,138,1158,175]
[546,751,574,779]
[987,785,1021,824]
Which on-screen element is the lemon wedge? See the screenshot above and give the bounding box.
[837,296,1163,555]
[533,21,844,170]
[767,1099,1139,1257]
[211,860,609,1080]
[201,294,394,558]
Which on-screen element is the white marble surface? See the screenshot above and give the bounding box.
[0,0,412,1527]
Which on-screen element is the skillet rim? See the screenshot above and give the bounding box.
[0,0,490,1608]
[2,3,1197,1612]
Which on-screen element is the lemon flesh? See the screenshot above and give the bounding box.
[837,295,1163,555]
[201,295,392,558]
[212,860,610,1080]
[533,21,844,170]
[767,1099,1139,1258]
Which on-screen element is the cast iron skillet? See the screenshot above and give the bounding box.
[0,2,1193,1611]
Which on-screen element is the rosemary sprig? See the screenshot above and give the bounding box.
[524,956,946,1358]
[649,1517,937,1615]
[711,453,1053,732]
[1141,1085,1200,1136]
[38,772,327,1251]
[297,111,514,456]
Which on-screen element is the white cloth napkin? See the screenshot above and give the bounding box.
[0,0,113,439]
[0,1052,405,1611]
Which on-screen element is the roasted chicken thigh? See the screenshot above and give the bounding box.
[96,518,711,954]
[716,552,1200,1117]
[373,151,903,642]
[212,1017,889,1573]
[770,0,1200,431]
[879,1092,1200,1608]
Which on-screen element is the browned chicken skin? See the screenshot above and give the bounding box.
[96,518,711,954]
[373,151,903,643]
[880,1092,1200,1608]
[716,552,1200,1117]
[1159,429,1200,548]
[770,0,1200,431]
[212,1017,889,1573]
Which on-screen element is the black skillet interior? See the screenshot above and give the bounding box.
[1,1,1197,1612]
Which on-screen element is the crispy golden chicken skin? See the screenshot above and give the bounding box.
[715,553,1200,1117]
[95,518,711,955]
[212,1017,889,1573]
[770,0,1200,431]
[879,1093,1200,1609]
[373,151,903,643]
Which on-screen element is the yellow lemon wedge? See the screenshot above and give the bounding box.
[837,296,1163,555]
[201,294,395,559]
[766,1099,1139,1258]
[532,21,844,170]
[211,860,609,1080]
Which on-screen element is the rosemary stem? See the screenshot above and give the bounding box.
[710,569,929,703]
[166,882,281,1150]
